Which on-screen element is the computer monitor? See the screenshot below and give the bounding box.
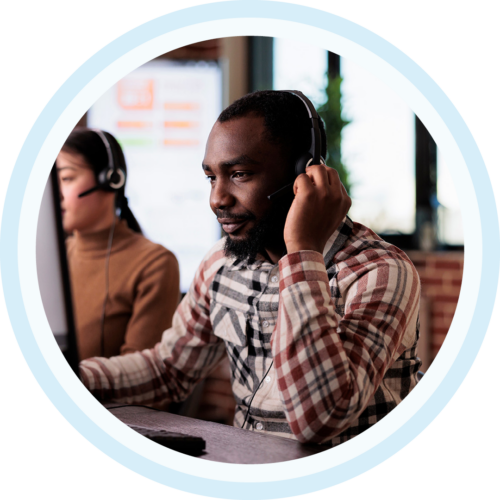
[36,166,79,375]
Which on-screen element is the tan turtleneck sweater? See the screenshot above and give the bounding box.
[67,220,180,360]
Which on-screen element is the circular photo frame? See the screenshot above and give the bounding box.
[18,18,482,482]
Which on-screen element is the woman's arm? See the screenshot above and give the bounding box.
[80,243,228,406]
[120,249,180,355]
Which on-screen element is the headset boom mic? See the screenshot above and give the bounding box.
[267,182,294,201]
[78,186,100,198]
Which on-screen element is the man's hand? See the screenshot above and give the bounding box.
[284,164,351,255]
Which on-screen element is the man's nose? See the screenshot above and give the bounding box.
[210,178,235,210]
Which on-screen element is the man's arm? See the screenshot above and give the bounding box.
[80,244,227,406]
[274,164,419,443]
[273,246,420,443]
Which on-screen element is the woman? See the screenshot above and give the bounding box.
[56,127,180,359]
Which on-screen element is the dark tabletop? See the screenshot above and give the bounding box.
[105,403,330,464]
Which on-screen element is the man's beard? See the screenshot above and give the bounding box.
[222,195,293,264]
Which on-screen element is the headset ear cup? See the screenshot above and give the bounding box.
[96,167,126,192]
[108,168,126,190]
[97,168,111,189]
[295,152,312,177]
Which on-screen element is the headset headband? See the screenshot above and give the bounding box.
[282,90,323,165]
[91,128,114,170]
[77,129,125,198]
[266,91,324,201]
[93,128,125,190]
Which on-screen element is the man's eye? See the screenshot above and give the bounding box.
[232,172,250,179]
[205,175,215,183]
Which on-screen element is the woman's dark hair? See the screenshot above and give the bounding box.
[62,127,142,233]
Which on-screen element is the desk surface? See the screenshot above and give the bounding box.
[106,404,330,464]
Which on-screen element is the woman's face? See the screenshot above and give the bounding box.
[56,150,115,234]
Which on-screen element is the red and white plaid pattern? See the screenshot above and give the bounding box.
[81,217,422,445]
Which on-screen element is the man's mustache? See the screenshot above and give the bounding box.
[216,210,256,221]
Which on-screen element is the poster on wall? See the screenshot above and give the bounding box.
[88,60,223,292]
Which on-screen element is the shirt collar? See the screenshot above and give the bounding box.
[225,253,274,272]
[225,216,353,272]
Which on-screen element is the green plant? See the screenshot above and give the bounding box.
[317,75,351,194]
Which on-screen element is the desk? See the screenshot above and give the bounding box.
[106,404,330,464]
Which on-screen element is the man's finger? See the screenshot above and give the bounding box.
[305,163,330,189]
[325,166,342,188]
[293,172,315,196]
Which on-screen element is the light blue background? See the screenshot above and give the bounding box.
[0,6,500,499]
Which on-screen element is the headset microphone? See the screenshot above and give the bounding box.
[78,129,126,198]
[78,185,99,198]
[267,90,324,201]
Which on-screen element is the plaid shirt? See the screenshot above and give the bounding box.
[81,217,421,445]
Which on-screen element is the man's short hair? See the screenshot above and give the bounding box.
[218,90,327,166]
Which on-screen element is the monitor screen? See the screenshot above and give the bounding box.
[36,168,79,374]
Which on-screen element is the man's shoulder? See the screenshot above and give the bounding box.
[196,238,230,283]
[184,238,232,306]
[201,237,227,263]
[335,220,415,270]
[332,221,420,308]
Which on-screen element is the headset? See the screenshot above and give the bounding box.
[77,128,125,356]
[78,129,126,198]
[267,90,325,201]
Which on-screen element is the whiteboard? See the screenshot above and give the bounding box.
[88,60,222,292]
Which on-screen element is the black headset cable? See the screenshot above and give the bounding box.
[100,212,117,356]
[241,360,274,429]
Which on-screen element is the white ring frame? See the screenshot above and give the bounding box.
[18,18,482,482]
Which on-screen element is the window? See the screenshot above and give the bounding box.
[273,38,328,106]
[437,150,464,245]
[271,37,464,249]
[341,57,416,235]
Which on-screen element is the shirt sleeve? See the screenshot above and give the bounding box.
[120,249,180,355]
[272,249,420,444]
[80,248,227,406]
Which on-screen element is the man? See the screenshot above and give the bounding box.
[81,91,421,446]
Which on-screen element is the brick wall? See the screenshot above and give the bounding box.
[406,251,464,369]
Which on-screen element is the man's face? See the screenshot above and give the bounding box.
[203,114,292,261]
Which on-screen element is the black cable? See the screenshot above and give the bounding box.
[100,214,117,356]
[241,360,274,429]
[241,260,283,429]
